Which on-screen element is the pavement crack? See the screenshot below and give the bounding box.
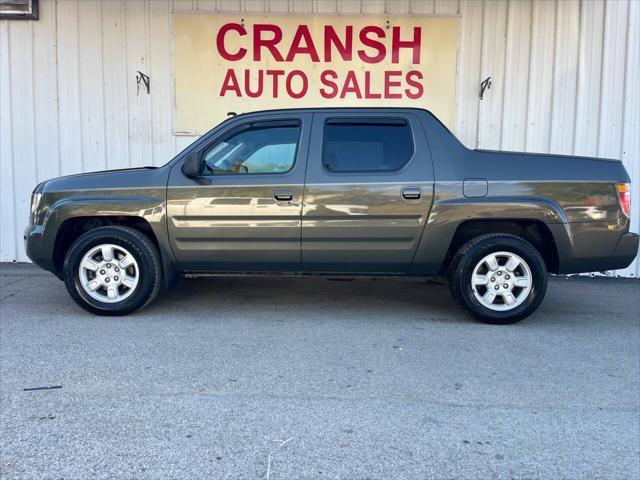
[264,436,294,480]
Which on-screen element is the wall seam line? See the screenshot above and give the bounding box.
[53,0,61,177]
[596,0,607,157]
[619,0,630,161]
[523,0,534,151]
[548,0,558,153]
[617,0,632,276]
[123,0,132,167]
[76,0,84,173]
[30,20,38,183]
[171,0,178,152]
[147,0,155,166]
[99,0,108,170]
[499,0,510,149]
[474,0,485,149]
[571,0,583,155]
[7,22,18,261]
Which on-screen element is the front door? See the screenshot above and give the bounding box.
[302,111,434,273]
[167,113,311,272]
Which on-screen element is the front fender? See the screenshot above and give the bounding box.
[45,194,166,242]
[26,192,173,280]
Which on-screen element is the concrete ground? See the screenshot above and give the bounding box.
[0,263,639,480]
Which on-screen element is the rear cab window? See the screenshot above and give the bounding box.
[322,118,414,173]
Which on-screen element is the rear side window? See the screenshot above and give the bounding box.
[322,118,413,173]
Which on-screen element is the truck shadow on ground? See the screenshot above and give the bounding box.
[150,275,467,323]
[3,269,635,327]
[146,276,639,327]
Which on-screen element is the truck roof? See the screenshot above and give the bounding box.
[229,106,434,118]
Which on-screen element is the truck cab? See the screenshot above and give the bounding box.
[169,109,433,274]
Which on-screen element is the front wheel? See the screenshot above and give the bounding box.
[448,234,547,324]
[63,226,162,316]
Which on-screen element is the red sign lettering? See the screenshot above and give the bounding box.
[215,22,428,100]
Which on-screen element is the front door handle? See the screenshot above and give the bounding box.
[401,186,421,200]
[273,189,293,202]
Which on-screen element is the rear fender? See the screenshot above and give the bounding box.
[410,193,571,274]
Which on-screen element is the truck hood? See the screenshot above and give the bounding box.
[38,166,168,193]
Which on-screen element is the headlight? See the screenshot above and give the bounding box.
[30,193,42,215]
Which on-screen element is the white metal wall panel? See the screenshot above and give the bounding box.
[196,1,217,10]
[501,0,532,151]
[337,1,362,14]
[78,0,107,173]
[411,0,435,15]
[0,0,638,277]
[620,0,640,278]
[0,21,16,261]
[267,1,289,13]
[33,0,60,182]
[290,1,313,13]
[149,0,176,165]
[456,0,483,147]
[477,0,508,149]
[550,0,579,155]
[435,1,459,16]
[125,0,152,169]
[56,0,83,176]
[102,0,131,171]
[173,0,195,11]
[391,0,411,15]
[7,19,37,256]
[525,0,555,154]
[598,0,628,159]
[574,0,604,157]
[361,1,385,15]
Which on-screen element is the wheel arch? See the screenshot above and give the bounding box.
[53,216,161,275]
[440,219,560,275]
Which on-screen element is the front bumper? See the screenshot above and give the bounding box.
[24,224,57,275]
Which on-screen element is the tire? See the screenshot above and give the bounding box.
[63,226,162,316]
[448,234,547,324]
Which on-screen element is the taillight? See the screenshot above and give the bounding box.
[616,183,631,217]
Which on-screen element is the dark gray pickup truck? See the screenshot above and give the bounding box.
[25,108,637,323]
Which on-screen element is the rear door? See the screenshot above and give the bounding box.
[167,113,311,272]
[302,111,434,273]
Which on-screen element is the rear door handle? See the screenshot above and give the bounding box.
[401,186,421,200]
[273,189,293,202]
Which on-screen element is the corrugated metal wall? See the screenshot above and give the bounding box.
[1,0,638,276]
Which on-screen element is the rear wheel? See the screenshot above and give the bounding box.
[63,226,162,315]
[448,234,547,324]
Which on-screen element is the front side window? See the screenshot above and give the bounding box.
[322,119,413,173]
[203,121,300,175]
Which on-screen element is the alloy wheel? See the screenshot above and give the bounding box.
[470,251,532,311]
[78,244,139,303]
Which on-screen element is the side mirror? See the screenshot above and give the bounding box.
[181,151,202,178]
